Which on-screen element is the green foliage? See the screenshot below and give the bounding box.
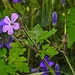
[0,43,29,75]
[13,3,24,15]
[8,42,29,73]
[28,24,57,43]
[39,44,59,59]
[0,7,16,20]
[0,48,7,58]
[0,59,15,75]
[60,7,75,48]
[28,24,43,43]
[37,28,57,42]
[0,48,15,75]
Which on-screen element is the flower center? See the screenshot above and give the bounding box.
[10,23,14,26]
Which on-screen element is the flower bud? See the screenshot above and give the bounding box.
[55,64,60,75]
[52,12,57,25]
[61,0,65,6]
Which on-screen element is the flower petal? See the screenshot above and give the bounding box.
[5,41,13,50]
[40,60,45,68]
[0,43,4,48]
[49,61,54,66]
[4,16,11,24]
[1,19,7,26]
[3,25,10,32]
[0,27,2,34]
[13,0,20,3]
[8,27,14,35]
[43,73,48,75]
[14,23,20,30]
[11,13,18,22]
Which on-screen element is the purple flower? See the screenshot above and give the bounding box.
[13,0,20,3]
[61,0,65,6]
[52,12,57,25]
[3,13,20,35]
[40,56,54,75]
[8,0,25,3]
[0,19,7,34]
[0,35,13,50]
[55,64,60,75]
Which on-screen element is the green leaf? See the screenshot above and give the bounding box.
[28,24,43,40]
[13,3,24,15]
[39,50,45,59]
[0,48,7,58]
[45,46,59,56]
[42,44,50,50]
[5,65,15,74]
[37,29,57,42]
[39,44,58,59]
[8,42,29,73]
[0,59,15,75]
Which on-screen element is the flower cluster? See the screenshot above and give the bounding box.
[0,13,20,49]
[40,56,54,75]
[3,13,20,35]
[0,13,20,35]
[31,56,60,75]
[31,56,54,75]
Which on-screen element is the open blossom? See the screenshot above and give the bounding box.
[52,12,57,25]
[3,13,20,35]
[0,35,13,50]
[40,56,54,75]
[55,64,60,75]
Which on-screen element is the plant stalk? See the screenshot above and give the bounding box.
[64,54,75,75]
[43,58,55,75]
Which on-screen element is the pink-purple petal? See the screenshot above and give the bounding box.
[3,25,10,32]
[14,23,20,30]
[8,27,14,35]
[11,13,18,22]
[4,16,11,24]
